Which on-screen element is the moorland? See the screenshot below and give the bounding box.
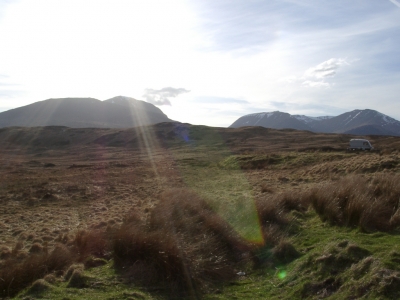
[1,123,400,299]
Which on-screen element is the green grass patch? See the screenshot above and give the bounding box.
[204,211,400,300]
[7,139,400,299]
[16,260,156,300]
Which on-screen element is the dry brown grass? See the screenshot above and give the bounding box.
[0,125,399,297]
[308,173,400,232]
[256,191,308,230]
[0,244,73,297]
[254,191,306,267]
[113,189,255,297]
[0,230,111,297]
[71,229,110,261]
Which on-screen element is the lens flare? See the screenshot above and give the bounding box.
[169,123,265,245]
[278,270,287,280]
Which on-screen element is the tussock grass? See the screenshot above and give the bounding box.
[113,189,255,297]
[253,192,307,267]
[0,244,73,297]
[256,191,308,234]
[0,230,110,298]
[308,173,400,232]
[4,172,400,298]
[71,229,110,261]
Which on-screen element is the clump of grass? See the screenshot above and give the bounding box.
[255,192,306,267]
[0,229,110,298]
[71,229,110,261]
[256,198,289,229]
[308,174,400,232]
[43,273,57,284]
[271,240,301,264]
[113,188,256,297]
[67,268,88,288]
[29,242,44,253]
[0,246,11,259]
[64,263,84,281]
[301,277,342,299]
[256,191,309,232]
[0,244,73,298]
[84,256,108,268]
[330,251,400,299]
[260,183,275,194]
[26,279,53,294]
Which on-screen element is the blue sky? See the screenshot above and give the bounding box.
[0,0,399,126]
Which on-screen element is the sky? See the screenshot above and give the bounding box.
[0,0,400,127]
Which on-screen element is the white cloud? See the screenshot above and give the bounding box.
[304,58,346,79]
[299,58,347,88]
[279,58,347,88]
[278,75,299,84]
[1,1,400,124]
[302,80,331,88]
[142,87,190,106]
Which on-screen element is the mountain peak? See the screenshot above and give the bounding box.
[230,109,400,136]
[105,95,136,102]
[0,97,173,128]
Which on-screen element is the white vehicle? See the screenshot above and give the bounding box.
[348,139,374,151]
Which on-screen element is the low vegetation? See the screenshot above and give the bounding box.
[1,124,400,299]
[308,174,400,232]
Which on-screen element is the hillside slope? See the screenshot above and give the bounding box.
[0,96,173,128]
[229,111,313,131]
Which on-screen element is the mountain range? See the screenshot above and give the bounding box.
[0,96,173,128]
[1,97,399,137]
[229,109,400,136]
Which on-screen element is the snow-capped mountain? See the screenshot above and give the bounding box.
[229,109,400,136]
[229,111,313,131]
[292,115,334,124]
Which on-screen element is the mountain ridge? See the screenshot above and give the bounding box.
[0,96,173,128]
[229,109,400,136]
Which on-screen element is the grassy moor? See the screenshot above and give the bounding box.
[1,123,400,299]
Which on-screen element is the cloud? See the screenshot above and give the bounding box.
[389,0,400,8]
[304,58,346,79]
[302,80,331,88]
[142,87,190,106]
[194,96,249,104]
[300,58,347,88]
[278,75,299,84]
[0,74,24,98]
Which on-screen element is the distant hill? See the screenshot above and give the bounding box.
[230,109,400,136]
[0,96,173,128]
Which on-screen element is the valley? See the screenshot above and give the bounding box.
[0,123,400,299]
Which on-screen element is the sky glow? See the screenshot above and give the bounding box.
[0,0,399,127]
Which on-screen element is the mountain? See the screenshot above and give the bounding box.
[229,111,314,131]
[230,109,400,136]
[0,96,173,128]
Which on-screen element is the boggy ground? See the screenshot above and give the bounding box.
[0,146,181,250]
[0,123,400,299]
